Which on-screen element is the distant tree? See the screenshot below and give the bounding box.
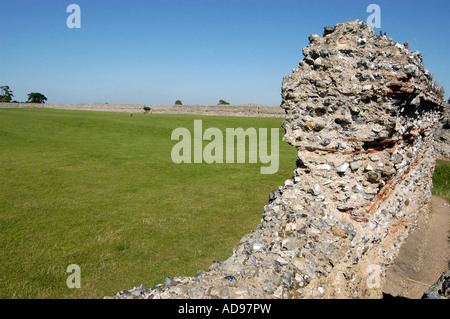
[26,92,47,104]
[218,99,230,105]
[175,100,183,105]
[0,85,14,102]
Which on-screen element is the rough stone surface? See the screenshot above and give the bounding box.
[422,269,450,299]
[0,102,285,118]
[433,101,450,160]
[107,20,445,299]
[0,102,146,113]
[150,104,284,118]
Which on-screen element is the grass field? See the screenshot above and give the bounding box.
[432,160,450,202]
[0,108,297,298]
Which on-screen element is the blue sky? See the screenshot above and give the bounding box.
[0,0,449,105]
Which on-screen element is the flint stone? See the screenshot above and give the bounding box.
[164,277,173,287]
[357,38,367,46]
[314,58,323,67]
[352,184,364,193]
[172,285,189,296]
[309,34,320,43]
[367,172,380,183]
[336,162,350,173]
[210,286,230,299]
[321,138,331,146]
[362,84,373,91]
[221,275,238,287]
[323,26,335,36]
[250,240,265,252]
[312,184,322,196]
[350,160,363,171]
[188,287,207,299]
[391,153,404,164]
[267,271,283,286]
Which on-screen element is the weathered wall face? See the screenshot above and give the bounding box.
[150,104,284,118]
[276,19,444,298]
[433,102,450,160]
[0,102,284,118]
[0,103,145,113]
[109,20,444,299]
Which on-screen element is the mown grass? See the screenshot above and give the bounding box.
[0,108,297,298]
[432,160,450,202]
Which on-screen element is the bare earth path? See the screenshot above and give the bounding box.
[383,195,450,298]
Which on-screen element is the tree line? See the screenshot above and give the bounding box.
[175,99,230,105]
[0,84,47,104]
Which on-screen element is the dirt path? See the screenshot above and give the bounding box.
[383,195,450,298]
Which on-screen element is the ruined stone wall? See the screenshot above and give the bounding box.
[0,102,284,118]
[0,102,146,113]
[108,20,445,299]
[150,104,284,118]
[433,102,450,160]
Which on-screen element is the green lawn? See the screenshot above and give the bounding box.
[432,160,450,202]
[0,108,297,298]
